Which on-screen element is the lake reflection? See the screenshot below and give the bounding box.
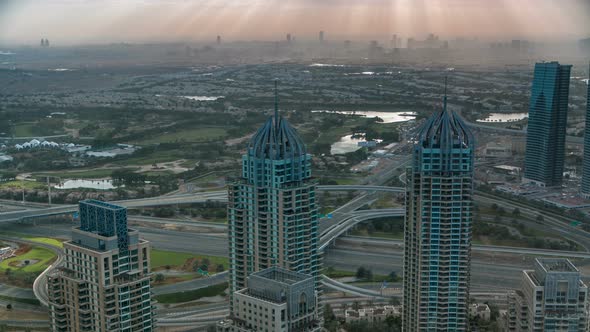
[477,113,528,123]
[331,135,366,155]
[312,110,416,123]
[54,179,119,190]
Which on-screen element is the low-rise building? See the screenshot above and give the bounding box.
[344,305,400,324]
[505,258,588,331]
[483,142,513,158]
[221,266,320,332]
[469,303,491,321]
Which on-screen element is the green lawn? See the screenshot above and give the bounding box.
[111,149,188,166]
[0,294,40,306]
[150,249,228,270]
[154,282,228,304]
[323,268,356,278]
[0,246,56,273]
[152,272,205,286]
[34,168,137,180]
[324,268,401,283]
[13,123,35,137]
[135,128,228,145]
[351,230,403,240]
[27,237,63,249]
[0,180,45,190]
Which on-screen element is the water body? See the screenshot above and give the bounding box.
[331,135,367,155]
[182,96,224,101]
[54,179,118,190]
[309,63,345,67]
[477,113,528,123]
[0,154,13,163]
[0,51,15,56]
[312,110,416,123]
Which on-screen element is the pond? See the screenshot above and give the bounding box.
[54,179,119,190]
[182,96,224,101]
[477,113,528,123]
[312,110,416,123]
[331,135,367,155]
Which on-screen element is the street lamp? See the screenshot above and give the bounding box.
[45,176,62,206]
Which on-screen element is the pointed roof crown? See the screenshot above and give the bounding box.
[418,79,473,150]
[248,81,307,160]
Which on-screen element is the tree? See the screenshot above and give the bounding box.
[536,214,544,222]
[365,269,373,281]
[216,264,224,273]
[324,303,335,322]
[385,315,401,329]
[352,301,361,310]
[325,320,339,332]
[356,267,366,280]
[202,258,211,267]
[6,304,11,310]
[512,208,521,217]
[155,274,165,283]
[389,271,398,281]
[491,203,498,211]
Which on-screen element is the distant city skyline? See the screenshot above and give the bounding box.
[0,0,589,45]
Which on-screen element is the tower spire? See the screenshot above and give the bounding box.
[443,75,448,112]
[274,79,279,124]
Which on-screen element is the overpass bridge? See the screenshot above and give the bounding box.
[319,208,405,251]
[0,185,403,223]
[317,185,404,193]
[0,191,228,222]
[465,120,583,146]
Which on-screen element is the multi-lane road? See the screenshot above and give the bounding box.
[7,220,586,297]
[0,191,228,223]
[5,150,590,326]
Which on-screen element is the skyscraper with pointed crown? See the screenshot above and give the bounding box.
[403,79,475,331]
[227,81,320,316]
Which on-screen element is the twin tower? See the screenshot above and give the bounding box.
[227,81,476,331]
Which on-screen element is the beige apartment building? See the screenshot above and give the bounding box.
[47,200,154,332]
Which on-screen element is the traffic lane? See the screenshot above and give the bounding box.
[323,248,527,290]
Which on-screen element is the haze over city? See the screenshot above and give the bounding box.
[1,0,590,44]
[1,0,590,331]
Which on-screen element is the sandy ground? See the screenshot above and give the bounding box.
[0,307,48,321]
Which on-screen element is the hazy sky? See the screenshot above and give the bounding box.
[1,0,589,45]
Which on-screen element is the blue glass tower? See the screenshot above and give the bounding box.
[581,67,590,198]
[79,199,129,255]
[403,90,474,331]
[228,82,319,314]
[524,61,572,187]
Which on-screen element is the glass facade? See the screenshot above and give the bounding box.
[79,199,129,256]
[524,62,572,187]
[403,96,474,332]
[581,68,590,197]
[228,106,319,316]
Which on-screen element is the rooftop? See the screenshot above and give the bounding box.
[538,258,578,273]
[251,266,311,286]
[80,199,125,211]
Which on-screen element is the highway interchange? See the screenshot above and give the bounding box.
[2,149,590,327]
